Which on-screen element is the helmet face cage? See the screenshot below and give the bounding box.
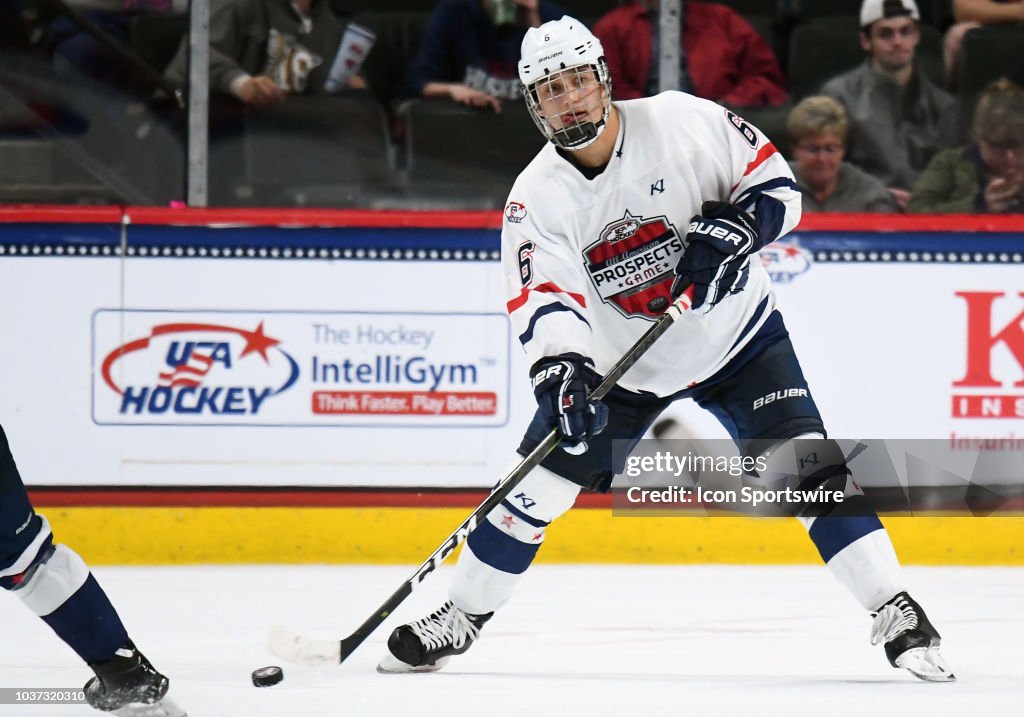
[523,58,612,150]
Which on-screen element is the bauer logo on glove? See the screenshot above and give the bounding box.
[672,201,762,313]
[530,353,608,455]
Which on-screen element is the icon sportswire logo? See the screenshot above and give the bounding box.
[99,321,299,418]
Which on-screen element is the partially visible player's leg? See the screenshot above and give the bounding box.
[692,319,954,681]
[0,425,184,713]
[378,389,668,674]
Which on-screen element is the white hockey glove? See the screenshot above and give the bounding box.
[671,201,760,313]
[530,354,608,455]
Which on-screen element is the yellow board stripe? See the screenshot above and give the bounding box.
[41,507,1024,565]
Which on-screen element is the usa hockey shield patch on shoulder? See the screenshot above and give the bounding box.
[583,211,684,319]
[505,201,528,223]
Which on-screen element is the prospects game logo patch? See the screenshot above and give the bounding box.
[99,321,299,419]
[584,211,684,319]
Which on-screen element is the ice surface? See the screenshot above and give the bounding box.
[1,564,1020,716]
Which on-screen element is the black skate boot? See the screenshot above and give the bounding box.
[870,592,955,682]
[377,600,493,673]
[84,640,186,715]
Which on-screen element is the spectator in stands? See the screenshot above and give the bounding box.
[402,0,564,113]
[944,1,1024,85]
[822,0,956,210]
[164,0,364,106]
[592,0,788,107]
[909,78,1024,212]
[787,96,900,213]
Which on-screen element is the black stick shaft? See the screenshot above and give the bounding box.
[337,293,691,662]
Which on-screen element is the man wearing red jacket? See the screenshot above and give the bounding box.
[593,0,788,107]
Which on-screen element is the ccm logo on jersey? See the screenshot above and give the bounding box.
[753,388,808,410]
[688,220,747,247]
[505,201,528,223]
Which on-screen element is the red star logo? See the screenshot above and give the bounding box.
[784,245,801,258]
[500,514,515,528]
[532,532,544,542]
[239,322,281,363]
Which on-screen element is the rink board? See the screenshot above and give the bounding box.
[38,507,1024,565]
[3,208,1024,564]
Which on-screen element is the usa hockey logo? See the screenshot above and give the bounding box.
[99,321,299,420]
[601,211,641,244]
[505,201,527,224]
[761,241,812,283]
[585,211,684,319]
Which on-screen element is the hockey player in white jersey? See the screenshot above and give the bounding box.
[379,16,953,682]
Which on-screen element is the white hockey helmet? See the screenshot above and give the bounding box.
[518,16,612,150]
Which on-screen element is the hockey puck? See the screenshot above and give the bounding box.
[252,665,284,688]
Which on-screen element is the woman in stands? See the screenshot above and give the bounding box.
[909,77,1024,213]
[787,96,899,213]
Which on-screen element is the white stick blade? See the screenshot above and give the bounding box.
[268,625,341,666]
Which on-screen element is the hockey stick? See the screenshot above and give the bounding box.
[268,288,693,666]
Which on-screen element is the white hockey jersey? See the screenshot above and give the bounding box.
[501,91,802,397]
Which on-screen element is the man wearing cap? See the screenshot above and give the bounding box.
[822,0,956,210]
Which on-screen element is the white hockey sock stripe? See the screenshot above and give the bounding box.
[486,504,547,544]
[450,543,523,615]
[16,544,91,616]
[825,529,906,611]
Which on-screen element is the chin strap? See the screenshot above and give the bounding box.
[552,117,605,150]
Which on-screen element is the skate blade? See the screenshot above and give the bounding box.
[376,654,449,674]
[895,646,956,682]
[111,695,188,717]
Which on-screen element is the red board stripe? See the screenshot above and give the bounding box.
[26,487,614,509]
[1,205,1021,232]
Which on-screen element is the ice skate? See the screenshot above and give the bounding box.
[870,592,955,682]
[84,640,187,716]
[377,601,493,673]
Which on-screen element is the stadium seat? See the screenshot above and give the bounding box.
[792,0,864,22]
[223,94,398,207]
[926,0,954,30]
[957,25,1024,97]
[717,0,786,20]
[954,25,1024,137]
[352,11,430,110]
[401,100,544,210]
[744,13,777,47]
[129,12,188,76]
